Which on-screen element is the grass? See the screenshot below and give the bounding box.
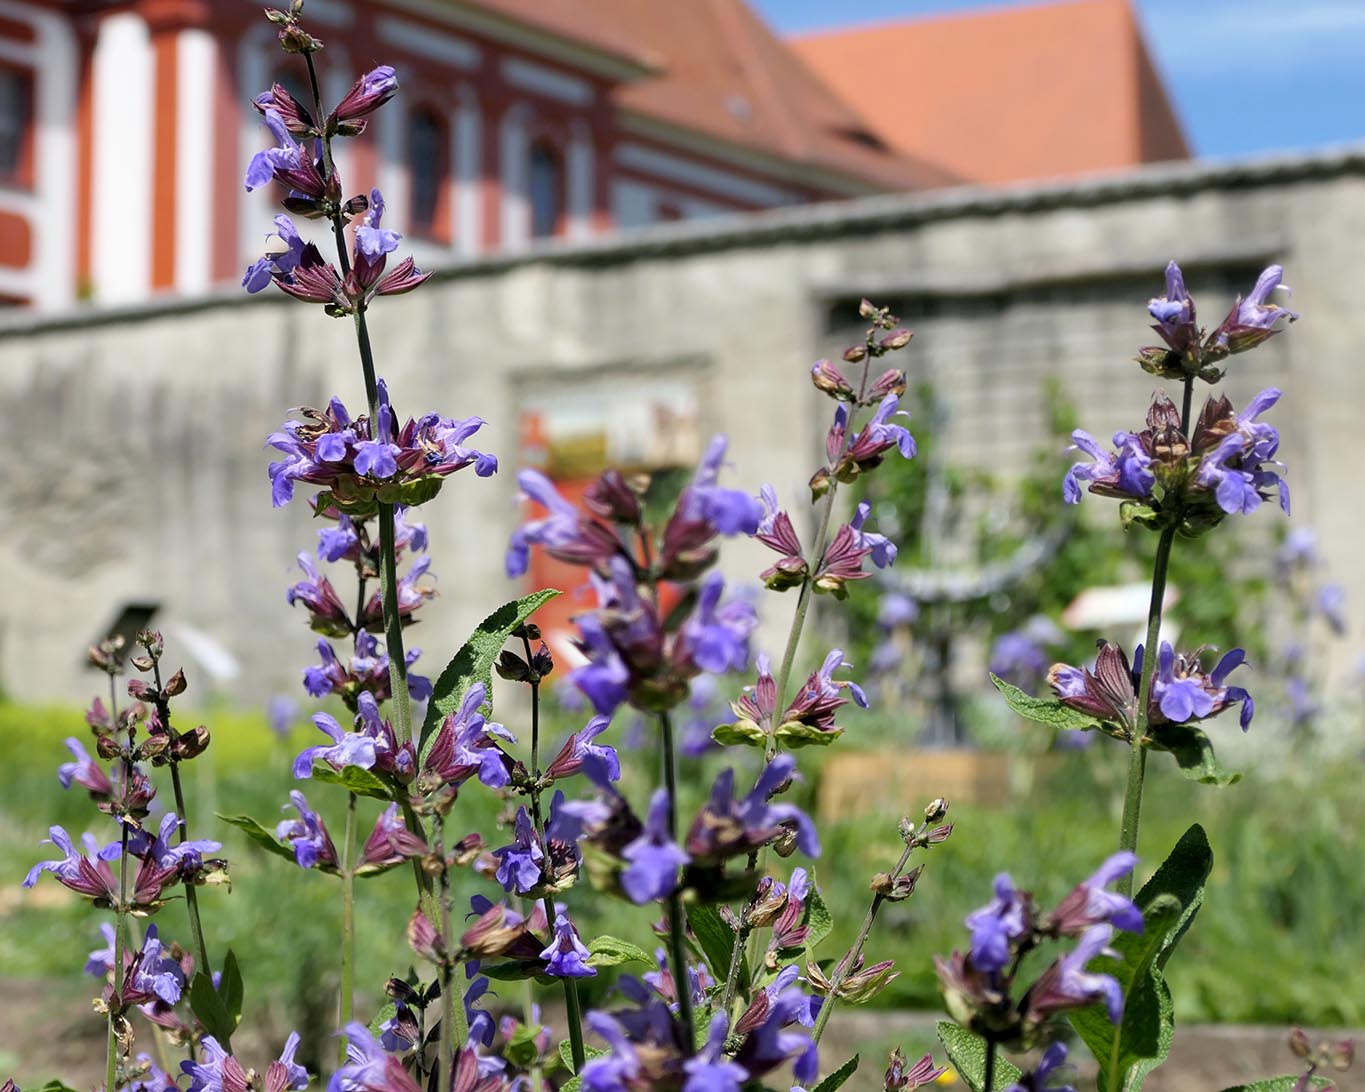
[2,696,1361,1080]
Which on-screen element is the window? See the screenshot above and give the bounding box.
[0,66,32,188]
[528,140,563,238]
[408,106,449,241]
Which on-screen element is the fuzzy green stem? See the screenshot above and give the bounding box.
[659,712,696,1054]
[377,503,413,744]
[718,921,752,1018]
[152,653,217,1006]
[339,791,358,1063]
[106,821,130,1092]
[1116,374,1193,894]
[520,632,586,1071]
[435,815,466,1092]
[771,484,839,733]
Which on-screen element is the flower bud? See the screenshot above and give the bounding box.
[869,368,908,400]
[386,976,422,1007]
[879,328,913,351]
[871,864,923,902]
[407,909,445,964]
[129,654,155,672]
[172,726,211,762]
[138,734,171,765]
[1327,1039,1355,1071]
[96,735,124,760]
[495,650,530,682]
[745,877,786,928]
[924,798,950,823]
[811,359,853,399]
[530,642,554,679]
[843,343,868,364]
[858,298,878,319]
[162,668,188,698]
[342,194,370,220]
[450,833,485,867]
[137,630,164,657]
[278,23,322,53]
[584,469,643,524]
[1288,1028,1312,1059]
[771,826,799,858]
[127,679,155,701]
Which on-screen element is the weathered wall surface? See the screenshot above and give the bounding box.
[2,149,1362,704]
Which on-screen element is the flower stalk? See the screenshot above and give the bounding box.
[339,790,358,1063]
[519,630,587,1071]
[1116,373,1194,894]
[658,710,696,1055]
[810,841,911,1044]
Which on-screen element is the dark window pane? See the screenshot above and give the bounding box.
[409,108,446,236]
[0,69,29,182]
[529,141,562,238]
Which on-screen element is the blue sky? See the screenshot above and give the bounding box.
[753,0,1365,159]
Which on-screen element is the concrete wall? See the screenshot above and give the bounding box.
[2,147,1362,704]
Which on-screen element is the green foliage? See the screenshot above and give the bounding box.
[687,902,748,985]
[1145,723,1242,786]
[418,589,561,761]
[308,764,395,800]
[989,674,1108,732]
[812,1053,860,1092]
[217,813,303,866]
[584,935,654,970]
[1067,824,1212,1092]
[935,1021,1023,1092]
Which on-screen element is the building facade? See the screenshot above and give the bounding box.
[0,0,964,310]
[1,146,1361,704]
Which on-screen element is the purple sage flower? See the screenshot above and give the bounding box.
[620,789,690,904]
[965,873,1032,975]
[276,790,338,870]
[1026,924,1125,1024]
[539,912,596,978]
[57,737,113,796]
[492,807,544,895]
[1002,1042,1075,1092]
[1047,851,1143,936]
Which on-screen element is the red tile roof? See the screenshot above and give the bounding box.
[597,0,958,192]
[790,0,1189,186]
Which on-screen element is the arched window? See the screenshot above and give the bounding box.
[0,65,33,188]
[408,106,449,241]
[528,139,563,239]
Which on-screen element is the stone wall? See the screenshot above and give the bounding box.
[2,147,1363,704]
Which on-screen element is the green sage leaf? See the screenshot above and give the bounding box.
[419,589,561,763]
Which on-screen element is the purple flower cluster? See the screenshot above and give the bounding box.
[1144,261,1298,378]
[1063,386,1289,527]
[721,650,868,749]
[578,970,819,1091]
[1047,639,1254,735]
[268,381,496,511]
[568,559,757,718]
[507,435,761,582]
[937,853,1143,1045]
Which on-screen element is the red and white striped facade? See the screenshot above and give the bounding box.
[0,0,900,311]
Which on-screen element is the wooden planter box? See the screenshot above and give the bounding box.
[817,748,1050,821]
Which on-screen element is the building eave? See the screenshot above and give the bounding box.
[379,0,658,82]
[615,110,907,199]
